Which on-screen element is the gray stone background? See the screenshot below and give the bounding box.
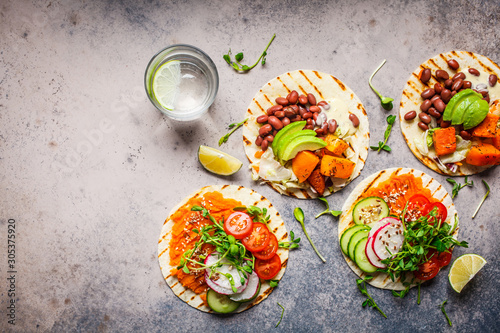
[1,0,499,332]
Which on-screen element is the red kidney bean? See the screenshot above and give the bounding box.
[274,110,285,118]
[483,95,490,103]
[265,134,274,143]
[309,105,321,113]
[419,112,431,124]
[459,130,472,140]
[290,115,301,122]
[421,88,435,99]
[441,89,452,102]
[302,112,313,119]
[328,119,338,133]
[275,97,289,106]
[290,104,299,113]
[434,83,443,94]
[318,101,328,107]
[259,124,273,136]
[444,79,453,89]
[315,128,324,135]
[452,79,463,91]
[267,116,283,130]
[298,106,307,117]
[418,122,429,131]
[478,90,488,97]
[434,99,446,113]
[489,74,498,87]
[420,99,432,112]
[428,107,441,118]
[321,121,328,132]
[436,70,449,80]
[261,139,269,151]
[255,135,263,146]
[273,130,278,136]
[463,80,472,89]
[307,93,317,105]
[256,115,268,123]
[404,110,417,120]
[313,113,318,121]
[420,68,431,83]
[451,91,457,97]
[306,118,314,126]
[468,68,480,76]
[304,124,314,130]
[281,117,290,126]
[430,95,441,104]
[298,94,308,105]
[288,90,299,104]
[440,120,451,128]
[452,72,465,81]
[267,104,282,115]
[448,59,459,70]
[283,107,295,118]
[349,113,360,127]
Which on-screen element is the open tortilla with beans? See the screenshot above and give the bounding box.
[243,69,370,199]
[158,185,288,313]
[338,167,459,290]
[400,51,500,176]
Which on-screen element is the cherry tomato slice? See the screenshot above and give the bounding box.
[428,248,453,267]
[422,202,448,226]
[414,257,440,281]
[224,212,253,239]
[405,194,430,222]
[255,254,282,280]
[242,223,271,253]
[253,232,278,260]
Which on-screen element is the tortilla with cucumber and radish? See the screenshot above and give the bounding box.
[158,185,289,313]
[243,69,370,199]
[400,50,500,176]
[338,168,459,290]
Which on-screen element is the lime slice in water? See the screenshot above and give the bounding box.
[448,253,486,293]
[152,60,181,111]
[198,145,242,176]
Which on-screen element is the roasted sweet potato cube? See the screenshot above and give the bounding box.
[325,138,349,156]
[307,169,325,195]
[320,155,355,179]
[433,127,456,156]
[471,113,499,138]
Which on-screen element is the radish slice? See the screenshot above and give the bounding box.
[372,217,405,261]
[205,272,234,295]
[229,271,260,302]
[365,235,386,269]
[204,252,248,293]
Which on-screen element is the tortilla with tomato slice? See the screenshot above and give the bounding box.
[158,185,289,312]
[243,69,370,199]
[338,167,459,290]
[400,50,500,176]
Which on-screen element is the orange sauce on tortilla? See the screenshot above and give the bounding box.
[363,174,433,216]
[169,191,242,294]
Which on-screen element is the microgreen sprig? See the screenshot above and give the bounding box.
[223,34,276,72]
[233,205,270,224]
[275,302,285,327]
[472,180,490,219]
[294,207,326,263]
[370,115,396,152]
[219,118,248,146]
[356,276,387,319]
[369,59,394,110]
[440,300,452,326]
[315,197,342,218]
[278,230,301,249]
[446,176,474,198]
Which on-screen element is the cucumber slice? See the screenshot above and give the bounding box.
[207,289,240,313]
[352,196,389,227]
[354,237,378,273]
[348,229,370,260]
[340,225,370,256]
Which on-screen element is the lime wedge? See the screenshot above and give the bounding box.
[152,60,181,110]
[198,145,243,176]
[448,253,487,293]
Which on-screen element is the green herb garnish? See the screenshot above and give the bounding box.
[446,176,473,198]
[219,118,248,146]
[269,280,279,288]
[472,180,490,219]
[315,197,342,218]
[223,34,276,72]
[356,276,387,318]
[370,115,396,152]
[275,302,285,327]
[417,283,421,305]
[233,205,270,224]
[440,300,452,326]
[369,59,394,110]
[294,207,326,262]
[278,230,301,249]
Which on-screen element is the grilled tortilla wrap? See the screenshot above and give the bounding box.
[400,50,500,176]
[158,185,288,312]
[338,167,459,290]
[243,69,370,199]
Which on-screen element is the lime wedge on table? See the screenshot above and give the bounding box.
[152,60,181,110]
[448,254,487,293]
[198,145,243,176]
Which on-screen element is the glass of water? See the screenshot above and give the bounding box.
[144,44,219,121]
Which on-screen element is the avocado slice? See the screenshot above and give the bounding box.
[276,129,316,161]
[463,98,490,130]
[442,89,478,122]
[271,121,306,155]
[451,94,480,125]
[281,136,327,161]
